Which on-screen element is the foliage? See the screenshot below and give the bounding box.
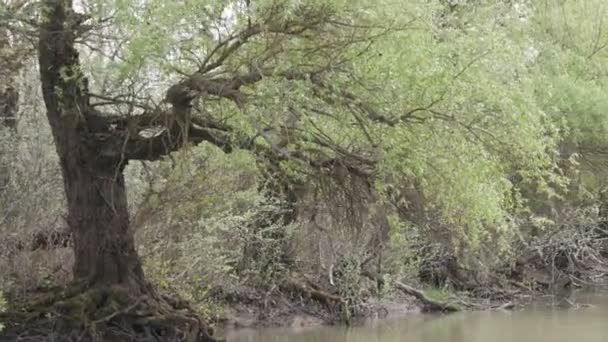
[365,0,565,259]
[125,144,296,312]
[79,0,571,262]
[3,0,608,328]
[529,0,608,194]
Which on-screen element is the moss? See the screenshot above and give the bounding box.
[0,284,221,342]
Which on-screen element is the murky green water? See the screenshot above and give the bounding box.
[226,290,608,342]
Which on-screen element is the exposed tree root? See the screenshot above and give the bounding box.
[0,284,223,342]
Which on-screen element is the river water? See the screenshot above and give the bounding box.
[226,290,608,342]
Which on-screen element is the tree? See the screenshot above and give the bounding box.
[37,0,378,286]
[1,0,572,339]
[7,0,393,340]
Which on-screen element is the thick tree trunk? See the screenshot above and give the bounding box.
[38,0,147,292]
[63,154,146,289]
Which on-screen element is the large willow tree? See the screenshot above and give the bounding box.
[28,0,400,340]
[2,0,565,340]
[38,0,387,289]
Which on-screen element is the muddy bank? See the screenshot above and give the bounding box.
[213,279,608,337]
[209,282,522,337]
[211,286,420,332]
[223,290,608,342]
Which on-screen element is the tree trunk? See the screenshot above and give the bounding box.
[63,153,147,290]
[38,0,147,292]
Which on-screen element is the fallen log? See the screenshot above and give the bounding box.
[283,278,345,306]
[491,301,515,311]
[393,281,461,313]
[361,271,460,313]
[282,277,351,324]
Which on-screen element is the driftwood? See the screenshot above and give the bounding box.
[283,278,345,306]
[362,271,460,313]
[450,293,515,311]
[393,281,461,313]
[283,277,351,324]
[491,301,515,311]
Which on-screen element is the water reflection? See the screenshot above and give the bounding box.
[226,291,608,342]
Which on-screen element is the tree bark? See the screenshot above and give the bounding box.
[65,157,147,289]
[38,0,147,292]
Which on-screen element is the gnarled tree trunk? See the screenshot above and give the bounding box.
[64,157,146,289]
[30,2,220,340]
[38,1,146,292]
[28,1,266,340]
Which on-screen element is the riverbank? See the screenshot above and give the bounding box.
[223,289,608,342]
[211,275,608,337]
[214,288,419,331]
[209,281,520,336]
